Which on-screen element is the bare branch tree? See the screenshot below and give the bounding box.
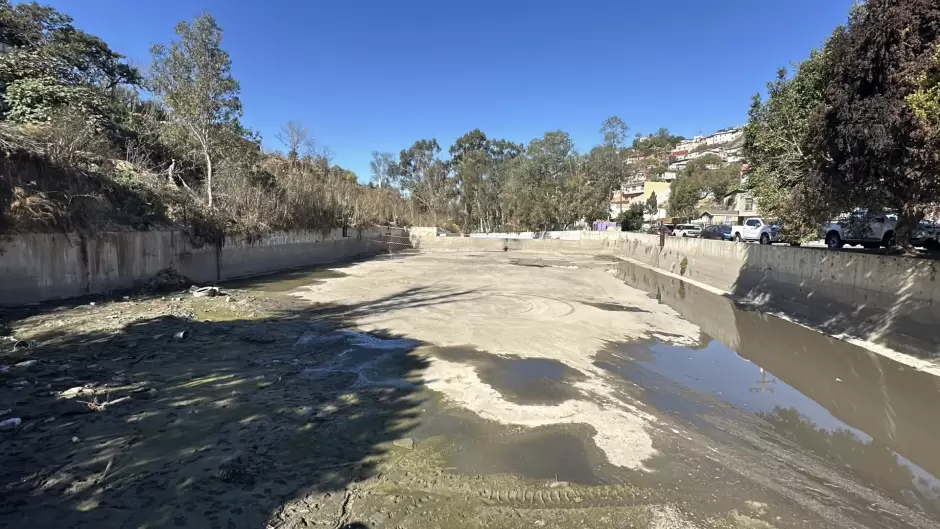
[275,120,315,162]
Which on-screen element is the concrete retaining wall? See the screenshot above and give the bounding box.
[412,230,940,362]
[0,227,407,305]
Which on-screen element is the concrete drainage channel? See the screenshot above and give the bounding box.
[418,232,940,374]
[2,247,940,528]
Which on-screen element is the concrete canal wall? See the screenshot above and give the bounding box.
[613,260,940,482]
[0,227,408,305]
[413,231,940,363]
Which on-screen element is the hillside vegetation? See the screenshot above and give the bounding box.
[0,1,408,241]
[0,1,695,237]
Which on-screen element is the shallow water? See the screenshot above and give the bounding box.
[430,346,586,405]
[607,261,940,516]
[220,267,348,293]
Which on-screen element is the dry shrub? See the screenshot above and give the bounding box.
[23,107,116,167]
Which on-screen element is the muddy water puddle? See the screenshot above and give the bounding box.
[607,261,940,516]
[430,346,586,404]
[509,257,576,268]
[220,267,348,293]
[413,403,614,485]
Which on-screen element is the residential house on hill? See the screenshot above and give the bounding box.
[705,127,743,146]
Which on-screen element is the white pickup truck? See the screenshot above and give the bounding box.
[730,217,781,244]
[820,211,895,249]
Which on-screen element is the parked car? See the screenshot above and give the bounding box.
[701,225,731,241]
[730,217,781,244]
[673,224,702,238]
[912,220,940,249]
[820,211,895,249]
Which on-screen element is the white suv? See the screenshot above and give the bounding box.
[730,217,781,244]
[673,224,702,238]
[820,211,895,249]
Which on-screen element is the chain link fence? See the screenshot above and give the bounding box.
[369,226,414,254]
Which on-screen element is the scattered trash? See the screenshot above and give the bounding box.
[132,387,158,400]
[835,377,843,382]
[192,286,221,298]
[0,418,22,431]
[60,386,92,399]
[174,330,190,340]
[12,340,32,351]
[100,396,132,409]
[89,302,96,307]
[71,436,81,443]
[392,437,415,450]
[123,296,130,301]
[144,268,191,292]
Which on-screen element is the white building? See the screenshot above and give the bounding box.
[675,137,705,153]
[620,181,645,195]
[705,128,743,146]
[667,161,688,172]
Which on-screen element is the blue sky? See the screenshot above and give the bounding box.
[41,0,853,181]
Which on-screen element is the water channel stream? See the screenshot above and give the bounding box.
[608,261,940,519]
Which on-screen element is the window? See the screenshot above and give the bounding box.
[745,219,759,227]
[744,198,754,211]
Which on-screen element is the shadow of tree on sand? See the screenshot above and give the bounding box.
[0,285,474,529]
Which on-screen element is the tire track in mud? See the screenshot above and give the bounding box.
[391,452,659,511]
[474,484,657,509]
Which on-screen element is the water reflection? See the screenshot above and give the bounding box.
[608,261,940,516]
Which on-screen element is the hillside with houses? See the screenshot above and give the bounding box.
[609,126,753,227]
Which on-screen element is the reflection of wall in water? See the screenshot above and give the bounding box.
[614,262,740,351]
[614,261,940,482]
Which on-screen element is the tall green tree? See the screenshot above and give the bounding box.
[667,156,740,220]
[150,13,242,207]
[600,115,630,149]
[743,49,832,241]
[632,128,684,156]
[389,139,453,222]
[369,151,396,189]
[505,131,580,231]
[668,175,701,220]
[450,129,490,232]
[645,192,658,219]
[0,0,140,123]
[809,0,940,247]
[617,202,644,231]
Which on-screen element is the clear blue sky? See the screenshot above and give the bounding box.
[41,0,853,181]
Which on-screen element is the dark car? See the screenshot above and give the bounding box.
[701,225,731,241]
[647,224,674,236]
